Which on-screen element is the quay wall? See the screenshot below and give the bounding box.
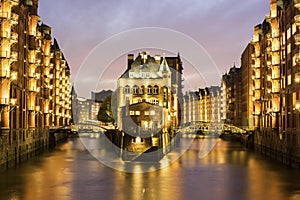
[0,128,69,172]
[240,130,300,169]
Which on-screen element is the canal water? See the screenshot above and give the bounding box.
[0,134,300,200]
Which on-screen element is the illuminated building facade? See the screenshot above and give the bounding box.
[0,0,71,169]
[182,86,222,125]
[241,43,255,129]
[116,52,182,152]
[250,0,300,166]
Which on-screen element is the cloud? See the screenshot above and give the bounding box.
[39,0,270,96]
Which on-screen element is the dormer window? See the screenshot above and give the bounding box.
[140,72,149,78]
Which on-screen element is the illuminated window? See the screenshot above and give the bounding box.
[133,85,138,94]
[288,75,291,85]
[153,99,159,105]
[287,27,291,40]
[130,110,135,115]
[144,111,149,115]
[150,110,155,116]
[139,86,144,94]
[153,85,159,94]
[287,43,291,54]
[124,85,130,94]
[136,111,140,115]
[148,85,152,94]
[141,72,149,78]
[133,99,138,104]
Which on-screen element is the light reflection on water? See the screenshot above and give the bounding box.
[0,135,300,200]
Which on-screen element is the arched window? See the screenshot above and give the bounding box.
[147,85,152,95]
[133,85,139,95]
[139,85,144,94]
[124,85,130,94]
[153,85,159,95]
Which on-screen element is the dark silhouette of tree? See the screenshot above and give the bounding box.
[97,95,114,123]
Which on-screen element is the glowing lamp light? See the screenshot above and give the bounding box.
[135,137,141,143]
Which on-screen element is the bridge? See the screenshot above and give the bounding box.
[178,121,247,137]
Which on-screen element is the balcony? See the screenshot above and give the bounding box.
[271,81,281,93]
[295,72,300,83]
[272,73,280,80]
[10,13,18,25]
[10,51,18,62]
[296,53,300,63]
[10,0,19,6]
[0,70,9,78]
[251,37,259,44]
[0,31,9,39]
[295,0,300,9]
[0,98,9,105]
[29,86,40,93]
[10,32,18,43]
[294,15,300,26]
[251,52,260,58]
[0,51,9,58]
[295,34,300,45]
[0,11,9,19]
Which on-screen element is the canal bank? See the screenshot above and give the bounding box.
[0,128,69,172]
[236,130,300,169]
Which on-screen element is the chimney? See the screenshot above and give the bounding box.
[127,54,134,70]
[155,55,161,65]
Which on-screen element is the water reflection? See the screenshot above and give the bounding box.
[0,136,300,200]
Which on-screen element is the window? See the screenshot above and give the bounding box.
[288,74,291,85]
[136,111,140,115]
[141,72,149,78]
[150,110,155,116]
[129,72,134,78]
[148,85,152,95]
[133,85,138,95]
[130,110,135,115]
[163,87,168,99]
[139,86,144,94]
[144,111,149,115]
[124,85,130,94]
[153,85,159,94]
[153,99,159,105]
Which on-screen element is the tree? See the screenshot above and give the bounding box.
[97,95,114,123]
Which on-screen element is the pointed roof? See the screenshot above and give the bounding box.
[159,57,170,72]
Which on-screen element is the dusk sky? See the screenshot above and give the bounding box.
[39,0,270,97]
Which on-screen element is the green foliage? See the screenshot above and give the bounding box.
[97,95,114,123]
